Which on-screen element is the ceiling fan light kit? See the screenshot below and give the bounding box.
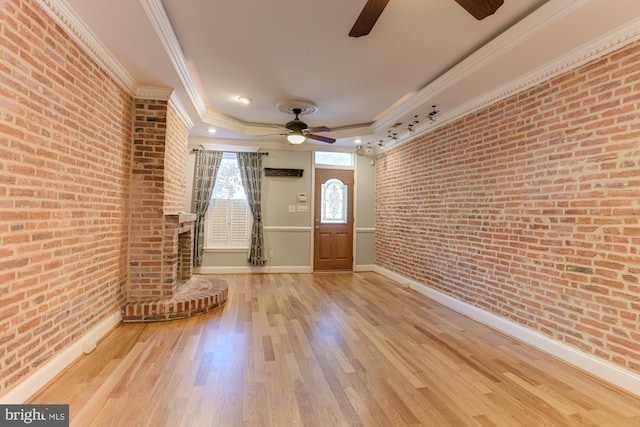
[280,104,336,145]
[287,132,306,144]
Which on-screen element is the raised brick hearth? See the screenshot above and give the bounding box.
[121,212,228,322]
[121,275,228,322]
[121,99,228,321]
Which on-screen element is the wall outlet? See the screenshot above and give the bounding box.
[268,250,273,258]
[83,340,97,354]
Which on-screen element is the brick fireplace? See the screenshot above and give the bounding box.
[126,213,195,302]
[163,213,195,295]
[172,214,194,286]
[121,97,227,321]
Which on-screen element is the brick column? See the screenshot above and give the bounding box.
[128,99,170,300]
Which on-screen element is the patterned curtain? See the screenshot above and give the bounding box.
[237,152,266,265]
[192,149,223,266]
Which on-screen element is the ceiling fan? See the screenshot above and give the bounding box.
[284,108,335,145]
[349,0,504,37]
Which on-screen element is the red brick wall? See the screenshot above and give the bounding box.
[128,99,169,299]
[128,100,188,300]
[0,0,132,397]
[376,40,640,373]
[164,106,188,214]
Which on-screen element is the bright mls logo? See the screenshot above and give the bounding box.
[0,405,69,426]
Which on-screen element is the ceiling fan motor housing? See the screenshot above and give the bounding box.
[278,102,335,144]
[286,119,308,133]
[285,108,308,133]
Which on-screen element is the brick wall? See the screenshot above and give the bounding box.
[0,0,132,397]
[162,106,190,287]
[128,99,189,300]
[128,99,168,299]
[376,40,640,373]
[164,106,188,214]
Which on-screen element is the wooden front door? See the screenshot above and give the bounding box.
[314,168,354,271]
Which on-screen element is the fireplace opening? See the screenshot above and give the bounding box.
[122,212,229,322]
[177,226,191,284]
[164,213,195,295]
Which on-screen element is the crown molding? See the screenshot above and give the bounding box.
[201,110,246,134]
[381,11,640,153]
[375,0,590,133]
[35,0,195,130]
[188,137,356,153]
[140,0,207,119]
[133,87,194,129]
[135,86,173,101]
[168,93,194,129]
[438,16,640,134]
[140,0,364,137]
[189,137,288,152]
[34,0,137,95]
[37,0,640,148]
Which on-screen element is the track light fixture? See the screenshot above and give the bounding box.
[407,115,419,135]
[428,105,439,122]
[367,105,440,152]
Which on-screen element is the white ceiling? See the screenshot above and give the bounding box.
[54,0,640,147]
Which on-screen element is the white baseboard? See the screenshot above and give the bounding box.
[5,269,638,402]
[195,265,313,274]
[0,310,122,404]
[196,264,376,274]
[374,266,640,398]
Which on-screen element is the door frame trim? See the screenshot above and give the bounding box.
[311,162,358,271]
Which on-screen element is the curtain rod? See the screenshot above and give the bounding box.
[190,148,268,155]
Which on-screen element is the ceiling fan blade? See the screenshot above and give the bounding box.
[453,0,504,20]
[306,134,336,144]
[307,125,331,133]
[349,0,390,38]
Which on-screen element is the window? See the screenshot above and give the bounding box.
[205,153,251,249]
[314,151,354,167]
[320,178,348,223]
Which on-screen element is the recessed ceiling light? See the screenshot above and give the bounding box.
[236,96,252,104]
[207,128,216,134]
[354,139,362,144]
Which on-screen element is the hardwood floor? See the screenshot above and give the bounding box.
[30,273,640,426]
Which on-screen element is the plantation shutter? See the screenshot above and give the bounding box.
[206,199,251,248]
[229,200,250,246]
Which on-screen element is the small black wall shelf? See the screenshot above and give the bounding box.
[264,168,304,177]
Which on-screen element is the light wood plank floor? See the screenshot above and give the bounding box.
[30,273,640,426]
